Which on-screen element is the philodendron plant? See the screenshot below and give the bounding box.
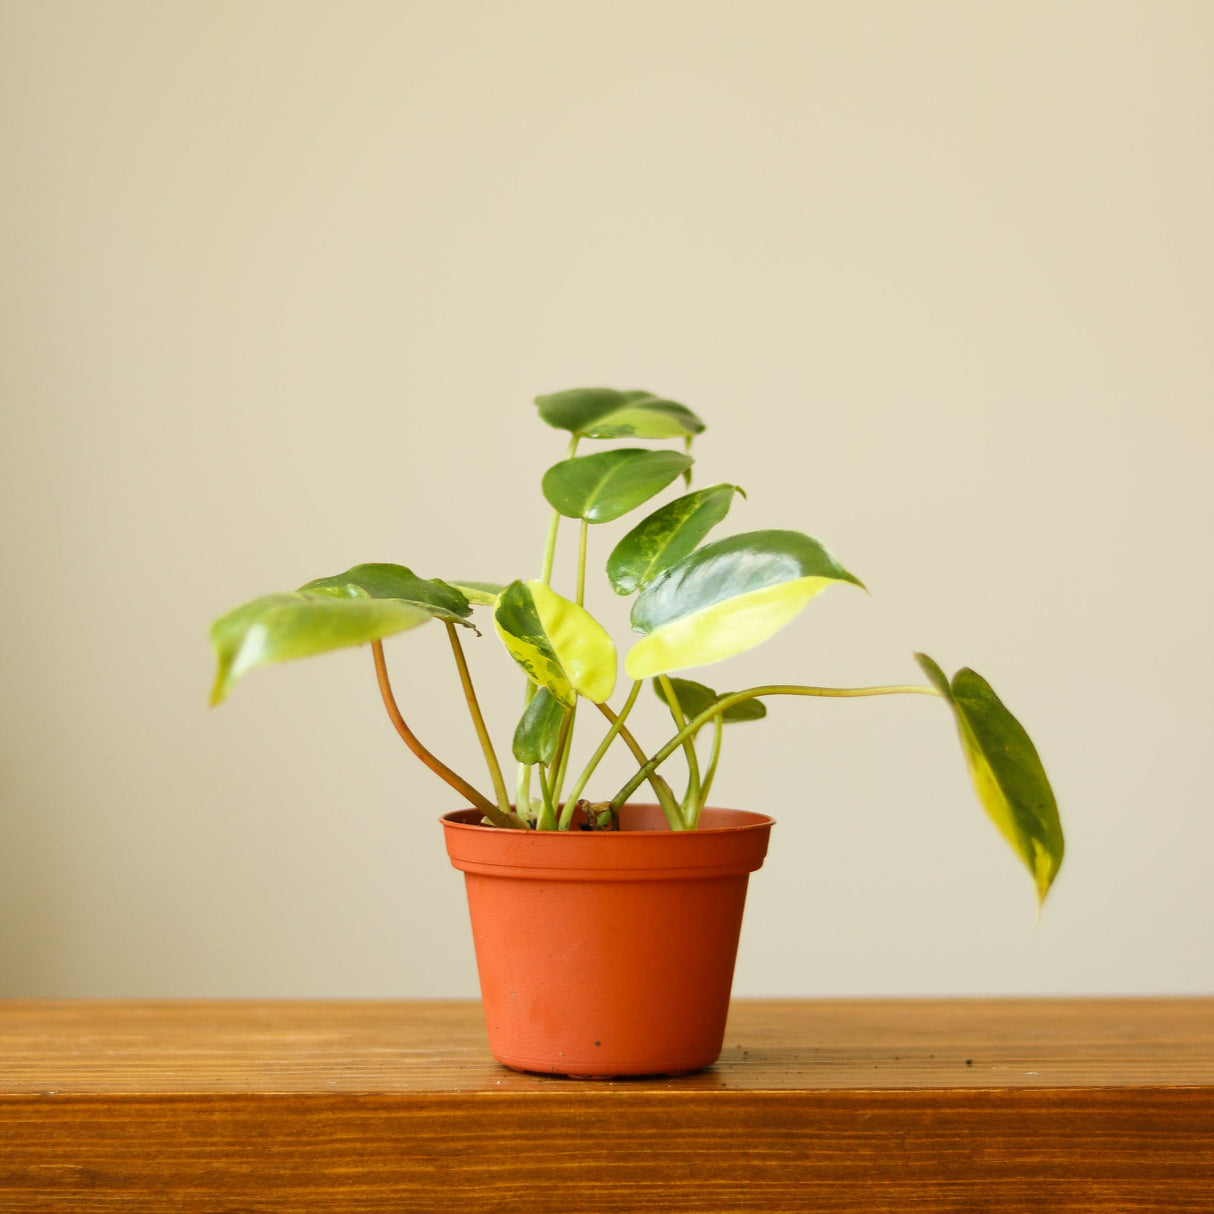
[210,388,1064,909]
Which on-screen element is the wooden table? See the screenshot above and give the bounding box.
[1,999,1211,1211]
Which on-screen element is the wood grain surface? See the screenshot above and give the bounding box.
[1,999,1212,1212]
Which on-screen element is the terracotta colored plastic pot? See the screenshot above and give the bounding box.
[441,804,774,1078]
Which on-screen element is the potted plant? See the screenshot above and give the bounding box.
[209,388,1064,1078]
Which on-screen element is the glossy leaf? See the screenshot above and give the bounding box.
[300,564,471,621]
[494,579,617,706]
[607,484,744,595]
[535,388,706,439]
[542,448,693,524]
[626,530,864,679]
[446,580,505,606]
[210,564,472,706]
[654,677,767,723]
[916,654,1064,908]
[512,686,566,764]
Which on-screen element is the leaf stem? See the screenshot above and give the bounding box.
[535,761,557,830]
[594,699,684,829]
[521,434,581,818]
[561,680,642,826]
[695,714,724,827]
[445,622,511,817]
[576,519,589,606]
[610,682,943,811]
[371,640,527,829]
[549,701,576,809]
[658,674,700,828]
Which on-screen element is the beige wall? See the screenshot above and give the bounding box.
[2,1,1211,997]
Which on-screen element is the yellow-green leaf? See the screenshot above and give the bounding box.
[916,653,1065,909]
[494,580,616,706]
[446,580,504,606]
[625,531,863,679]
[210,564,472,705]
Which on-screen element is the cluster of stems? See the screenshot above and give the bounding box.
[371,432,942,830]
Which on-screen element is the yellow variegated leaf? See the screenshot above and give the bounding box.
[625,531,863,679]
[626,577,835,679]
[916,654,1064,910]
[494,580,616,706]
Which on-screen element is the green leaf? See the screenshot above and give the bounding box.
[607,484,744,595]
[542,448,693,524]
[535,388,706,439]
[446,580,505,606]
[210,564,472,706]
[512,686,566,764]
[654,677,767,723]
[626,530,864,679]
[494,579,617,706]
[299,564,471,621]
[916,653,1065,909]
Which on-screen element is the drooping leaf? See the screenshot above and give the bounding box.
[512,686,566,764]
[607,484,744,595]
[210,564,472,705]
[446,580,505,606]
[542,448,693,524]
[625,530,864,679]
[916,653,1064,909]
[654,677,767,723]
[494,580,616,706]
[535,388,706,439]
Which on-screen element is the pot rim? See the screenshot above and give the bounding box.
[439,804,775,835]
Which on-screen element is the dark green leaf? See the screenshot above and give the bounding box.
[654,677,767,723]
[300,564,471,622]
[512,686,566,765]
[535,388,705,439]
[542,448,693,524]
[607,484,744,595]
[916,653,1065,909]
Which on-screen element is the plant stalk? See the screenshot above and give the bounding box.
[610,682,943,811]
[519,433,582,818]
[371,640,527,829]
[445,622,512,817]
[548,701,576,809]
[694,714,724,827]
[594,700,684,829]
[576,519,589,606]
[658,673,700,827]
[560,680,642,827]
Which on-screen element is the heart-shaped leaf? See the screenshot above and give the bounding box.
[542,448,693,524]
[535,388,706,439]
[494,580,617,706]
[607,484,744,595]
[210,564,472,705]
[512,686,566,764]
[654,677,767,723]
[916,654,1064,909]
[625,530,864,679]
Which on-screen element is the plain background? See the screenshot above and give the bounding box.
[2,1,1211,999]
